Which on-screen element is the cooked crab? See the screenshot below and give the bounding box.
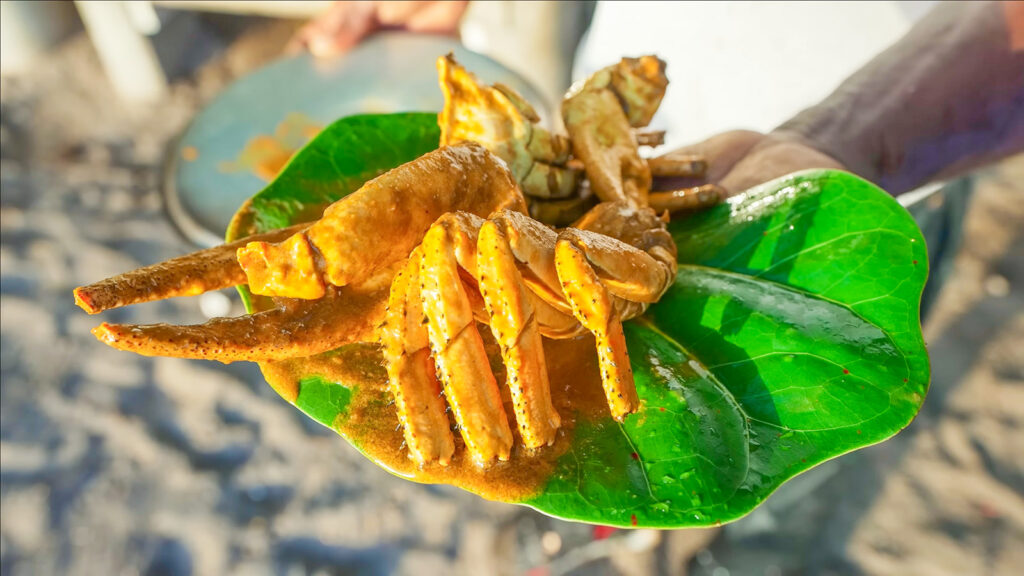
[74,55,724,466]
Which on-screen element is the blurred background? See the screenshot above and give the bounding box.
[0,1,1021,575]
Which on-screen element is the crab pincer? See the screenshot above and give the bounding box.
[75,144,527,364]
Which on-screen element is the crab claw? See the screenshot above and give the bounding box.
[73,224,306,314]
[91,284,387,363]
[78,143,529,364]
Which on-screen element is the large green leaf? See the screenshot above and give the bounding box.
[228,114,929,528]
[525,170,929,527]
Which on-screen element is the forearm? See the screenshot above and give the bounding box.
[777,1,1024,195]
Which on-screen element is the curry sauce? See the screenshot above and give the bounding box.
[260,331,613,501]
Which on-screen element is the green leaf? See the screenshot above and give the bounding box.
[228,114,929,528]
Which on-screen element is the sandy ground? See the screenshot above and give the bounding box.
[1,19,1022,576]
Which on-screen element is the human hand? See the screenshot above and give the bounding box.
[652,130,846,197]
[289,1,470,59]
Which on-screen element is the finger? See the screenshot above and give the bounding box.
[403,0,470,34]
[304,1,379,59]
[376,1,432,26]
[286,17,323,55]
[285,37,307,55]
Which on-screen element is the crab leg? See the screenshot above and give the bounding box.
[478,212,563,449]
[416,213,515,463]
[477,210,579,337]
[381,249,456,465]
[73,223,306,314]
[553,232,639,420]
[394,203,677,461]
[238,143,526,299]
